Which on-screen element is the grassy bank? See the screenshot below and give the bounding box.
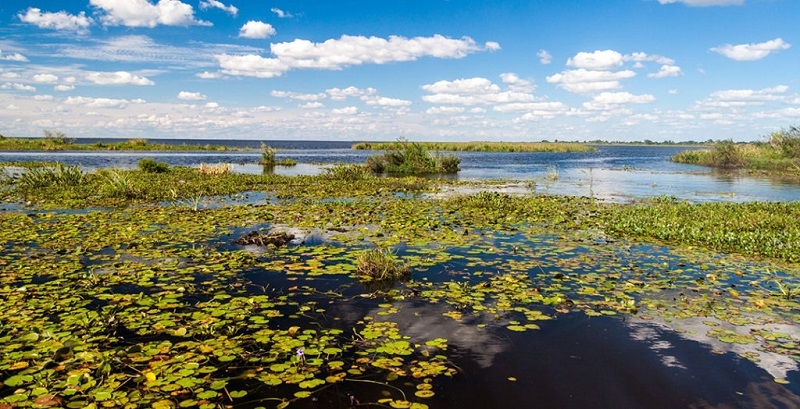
[363,139,461,175]
[672,127,800,174]
[0,134,241,152]
[353,140,596,153]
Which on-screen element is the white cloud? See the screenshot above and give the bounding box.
[332,107,359,115]
[196,71,223,79]
[658,0,744,6]
[426,106,466,115]
[54,85,75,91]
[362,96,412,108]
[18,8,93,33]
[299,102,324,109]
[178,91,207,100]
[271,91,327,101]
[583,92,656,110]
[2,82,36,92]
[32,74,59,83]
[500,73,535,93]
[567,50,624,71]
[699,85,788,108]
[711,38,791,61]
[199,0,238,16]
[546,69,636,94]
[204,102,219,108]
[648,65,683,78]
[239,21,276,39]
[85,71,155,85]
[1,52,29,62]
[34,95,54,101]
[485,42,501,51]
[421,76,535,105]
[1,73,20,79]
[624,52,675,65]
[89,0,210,28]
[65,96,131,109]
[537,49,552,65]
[216,34,491,78]
[271,8,293,18]
[326,86,377,100]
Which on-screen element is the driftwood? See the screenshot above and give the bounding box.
[234,231,295,247]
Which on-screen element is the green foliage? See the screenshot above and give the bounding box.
[364,139,461,175]
[769,126,800,159]
[138,158,170,173]
[260,142,277,166]
[322,163,369,180]
[355,248,408,281]
[353,140,596,153]
[711,139,742,168]
[673,128,800,173]
[99,168,143,199]
[17,163,84,189]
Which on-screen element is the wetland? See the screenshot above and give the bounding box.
[2,140,800,409]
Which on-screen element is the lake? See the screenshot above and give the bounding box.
[1,140,799,203]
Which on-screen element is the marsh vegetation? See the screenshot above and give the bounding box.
[354,140,596,153]
[2,138,800,408]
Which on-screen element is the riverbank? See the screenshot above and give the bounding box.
[0,136,246,152]
[353,140,596,152]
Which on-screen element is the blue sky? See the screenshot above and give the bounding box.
[0,0,798,141]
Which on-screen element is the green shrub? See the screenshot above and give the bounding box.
[138,158,170,173]
[712,139,742,168]
[769,126,800,159]
[99,169,142,198]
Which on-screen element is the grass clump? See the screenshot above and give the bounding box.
[18,163,83,188]
[137,158,170,173]
[355,248,408,281]
[197,163,231,175]
[323,164,370,180]
[363,138,461,175]
[260,142,277,166]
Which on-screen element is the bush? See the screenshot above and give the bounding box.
[711,140,742,168]
[18,163,83,188]
[769,126,800,159]
[138,158,170,173]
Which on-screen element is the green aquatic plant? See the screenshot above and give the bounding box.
[356,248,409,281]
[17,163,83,188]
[137,157,170,173]
[99,168,142,198]
[363,138,460,175]
[260,142,277,166]
[323,163,369,180]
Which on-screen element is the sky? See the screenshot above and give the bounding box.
[0,0,799,142]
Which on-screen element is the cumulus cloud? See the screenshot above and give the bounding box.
[362,96,412,108]
[299,102,324,109]
[421,76,535,105]
[326,86,377,100]
[239,21,276,39]
[537,49,552,65]
[32,74,59,83]
[54,84,75,91]
[65,96,132,109]
[2,82,36,92]
[18,8,93,33]
[85,71,155,85]
[271,8,293,18]
[199,0,238,16]
[624,52,675,65]
[332,107,359,115]
[271,91,327,101]
[546,69,636,94]
[583,92,656,110]
[216,34,493,78]
[2,52,29,62]
[178,91,207,100]
[426,106,466,115]
[700,85,788,108]
[658,0,744,6]
[89,0,210,28]
[500,73,535,93]
[567,50,624,71]
[648,65,683,78]
[711,38,791,61]
[196,71,223,79]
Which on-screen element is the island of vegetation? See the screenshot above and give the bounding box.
[353,140,596,153]
[0,131,241,152]
[672,126,800,175]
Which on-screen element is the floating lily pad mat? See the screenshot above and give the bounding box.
[1,200,800,409]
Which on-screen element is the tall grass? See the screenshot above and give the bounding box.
[673,129,800,173]
[18,163,84,188]
[355,248,408,281]
[363,139,461,175]
[353,141,596,153]
[259,143,276,166]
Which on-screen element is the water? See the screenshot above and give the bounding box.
[2,141,799,202]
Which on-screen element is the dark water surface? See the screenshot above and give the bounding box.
[2,140,799,202]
